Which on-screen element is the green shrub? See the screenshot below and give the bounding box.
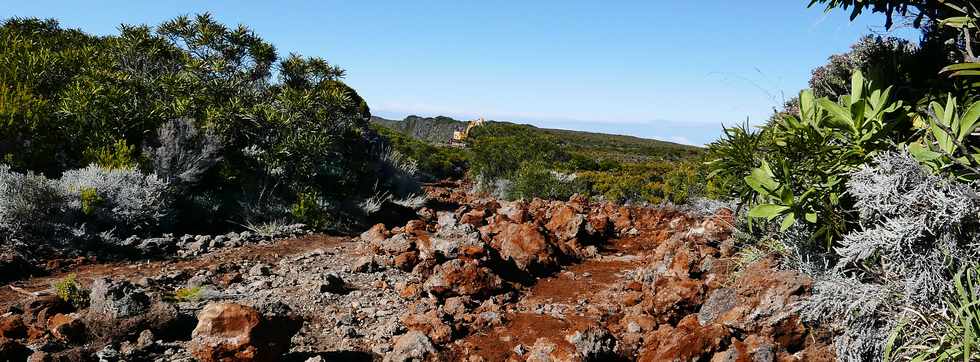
[53,273,88,308]
[79,187,101,216]
[508,161,584,201]
[83,140,137,170]
[173,286,203,302]
[724,71,912,245]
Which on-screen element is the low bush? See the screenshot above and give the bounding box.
[53,273,89,308]
[60,165,172,236]
[508,161,586,201]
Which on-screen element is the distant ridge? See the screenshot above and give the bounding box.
[371,115,701,162]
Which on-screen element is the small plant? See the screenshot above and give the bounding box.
[83,139,138,170]
[79,187,102,215]
[53,273,88,308]
[244,219,291,238]
[173,286,203,302]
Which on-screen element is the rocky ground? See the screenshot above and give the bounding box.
[0,182,836,361]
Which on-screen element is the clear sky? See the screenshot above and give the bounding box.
[6,1,916,145]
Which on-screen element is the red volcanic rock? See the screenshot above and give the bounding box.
[424,259,503,298]
[0,315,26,340]
[393,251,420,271]
[47,313,85,343]
[544,205,586,242]
[459,209,487,226]
[644,276,704,322]
[490,222,558,273]
[189,303,291,362]
[638,314,729,362]
[401,310,454,344]
[360,223,390,245]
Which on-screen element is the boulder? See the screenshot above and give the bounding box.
[47,313,85,343]
[385,331,437,362]
[422,224,483,260]
[319,273,346,294]
[698,287,737,326]
[0,315,26,339]
[88,278,151,319]
[360,224,390,245]
[352,255,381,273]
[566,326,618,361]
[189,303,292,362]
[545,205,586,241]
[0,338,30,361]
[375,233,415,255]
[400,310,453,344]
[424,259,503,298]
[491,222,557,273]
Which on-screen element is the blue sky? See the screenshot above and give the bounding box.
[7,1,916,145]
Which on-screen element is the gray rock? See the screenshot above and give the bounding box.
[698,287,737,326]
[352,255,381,273]
[249,263,271,277]
[319,273,346,294]
[384,331,436,362]
[89,278,151,319]
[426,224,481,260]
[566,326,617,361]
[379,233,414,255]
[436,211,458,228]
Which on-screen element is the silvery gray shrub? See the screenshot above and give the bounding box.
[0,165,65,238]
[60,165,172,235]
[796,150,980,362]
[144,118,223,185]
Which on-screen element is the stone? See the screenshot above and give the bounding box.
[0,338,31,361]
[189,303,291,362]
[360,224,390,245]
[491,222,557,273]
[319,273,346,294]
[423,259,503,298]
[436,212,458,228]
[384,331,437,362]
[352,255,381,273]
[249,264,271,277]
[0,315,26,339]
[88,278,151,319]
[566,326,617,360]
[699,287,737,326]
[393,251,420,271]
[376,234,415,255]
[545,205,586,241]
[400,310,453,344]
[47,313,85,343]
[423,224,482,260]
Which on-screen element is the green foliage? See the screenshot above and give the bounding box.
[508,161,585,201]
[371,124,468,180]
[888,264,980,362]
[83,140,138,170]
[578,159,709,204]
[909,95,980,179]
[724,71,912,245]
[468,122,568,181]
[53,273,88,308]
[290,192,332,230]
[705,121,769,203]
[79,187,102,216]
[173,286,203,302]
[0,14,416,233]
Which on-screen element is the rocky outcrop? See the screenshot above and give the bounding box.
[188,303,296,362]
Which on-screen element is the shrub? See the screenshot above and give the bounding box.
[59,165,171,235]
[797,151,980,361]
[173,286,203,302]
[143,118,222,186]
[84,139,138,170]
[508,161,585,201]
[0,164,64,238]
[53,273,89,308]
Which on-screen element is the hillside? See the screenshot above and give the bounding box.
[371,115,701,163]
